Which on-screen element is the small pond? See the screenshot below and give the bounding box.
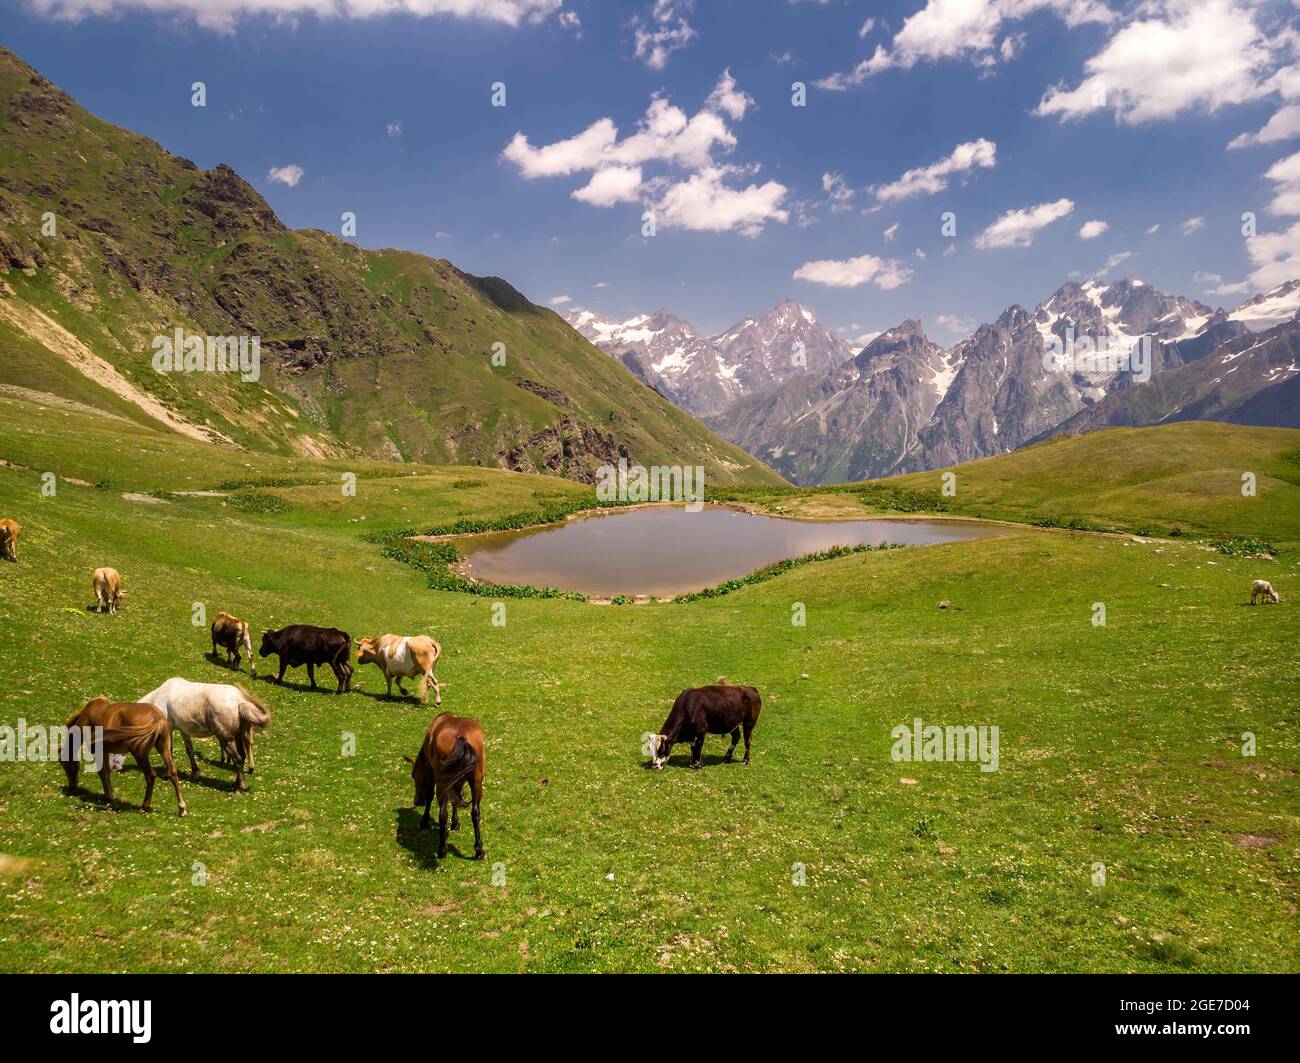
[456,505,1003,598]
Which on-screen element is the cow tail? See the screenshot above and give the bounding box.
[104,713,169,758]
[235,687,271,729]
[438,736,477,809]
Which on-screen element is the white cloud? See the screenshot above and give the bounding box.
[1245,219,1300,291]
[654,167,789,236]
[1144,223,1161,235]
[1264,148,1300,215]
[1194,271,1251,296]
[859,16,875,38]
[852,330,883,347]
[935,313,976,335]
[572,166,643,206]
[883,222,900,242]
[1229,104,1300,150]
[872,138,996,202]
[548,295,572,305]
[1097,249,1134,275]
[815,0,1113,89]
[1078,219,1108,239]
[1182,216,1205,235]
[267,164,304,187]
[593,281,608,288]
[974,198,1074,249]
[1035,0,1283,125]
[386,120,402,137]
[27,0,567,32]
[793,253,912,289]
[632,0,697,70]
[914,247,926,259]
[822,171,855,210]
[503,72,787,235]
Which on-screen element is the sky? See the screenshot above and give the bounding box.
[3,0,1299,344]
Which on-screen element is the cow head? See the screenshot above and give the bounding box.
[649,734,672,770]
[258,630,279,658]
[406,752,432,807]
[355,637,380,666]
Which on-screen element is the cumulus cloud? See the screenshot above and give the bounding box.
[821,171,855,211]
[26,0,567,32]
[548,295,572,305]
[1264,148,1300,215]
[1182,216,1205,235]
[502,71,787,235]
[1245,220,1300,291]
[815,0,1113,89]
[871,138,996,202]
[792,253,913,289]
[1035,0,1286,125]
[1194,271,1251,296]
[267,164,304,187]
[1078,219,1108,239]
[974,198,1074,249]
[632,0,697,70]
[1229,104,1300,150]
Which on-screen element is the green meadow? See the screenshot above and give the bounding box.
[0,393,1296,972]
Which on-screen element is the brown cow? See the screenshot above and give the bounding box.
[356,634,441,704]
[93,567,125,614]
[406,712,485,861]
[60,697,186,816]
[0,518,19,562]
[649,684,762,771]
[211,611,257,676]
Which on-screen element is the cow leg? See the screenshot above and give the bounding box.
[158,734,186,816]
[385,675,393,698]
[451,790,460,830]
[137,753,156,812]
[396,678,408,697]
[419,795,433,831]
[307,662,317,689]
[343,662,353,693]
[243,727,255,773]
[330,661,346,694]
[723,728,741,762]
[437,798,449,860]
[98,763,114,804]
[181,732,200,776]
[429,673,441,708]
[690,734,705,771]
[742,722,754,766]
[471,790,484,861]
[276,660,287,683]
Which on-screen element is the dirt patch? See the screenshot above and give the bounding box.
[121,492,171,505]
[1234,834,1279,848]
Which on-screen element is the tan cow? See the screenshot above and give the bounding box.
[1251,579,1280,605]
[0,518,19,562]
[93,567,125,614]
[211,611,257,676]
[356,634,442,705]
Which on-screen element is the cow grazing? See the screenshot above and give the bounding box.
[649,684,762,771]
[0,518,19,562]
[211,611,257,676]
[405,712,485,861]
[60,697,186,816]
[1251,579,1280,605]
[357,634,442,705]
[259,625,352,693]
[140,677,270,792]
[93,567,125,614]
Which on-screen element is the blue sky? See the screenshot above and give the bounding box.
[4,0,1299,342]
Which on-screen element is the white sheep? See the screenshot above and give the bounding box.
[1250,579,1280,605]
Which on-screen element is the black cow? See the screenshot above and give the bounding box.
[649,684,761,771]
[259,625,353,693]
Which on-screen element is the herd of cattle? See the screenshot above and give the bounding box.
[10,545,764,864]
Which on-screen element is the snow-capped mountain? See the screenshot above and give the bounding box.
[1227,279,1300,331]
[565,299,854,415]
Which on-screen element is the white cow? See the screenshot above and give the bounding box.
[140,677,270,792]
[1250,579,1280,605]
[356,634,442,705]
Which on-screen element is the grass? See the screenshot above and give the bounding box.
[0,403,1297,972]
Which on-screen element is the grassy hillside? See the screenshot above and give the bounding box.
[0,47,779,487]
[0,396,1295,972]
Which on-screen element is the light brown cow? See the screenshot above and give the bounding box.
[93,567,125,614]
[1251,579,1280,605]
[0,518,19,562]
[211,611,257,676]
[356,634,442,705]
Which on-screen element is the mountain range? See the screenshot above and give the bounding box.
[0,47,780,488]
[578,277,1300,485]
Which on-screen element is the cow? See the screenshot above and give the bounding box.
[0,518,19,562]
[356,634,441,705]
[60,697,186,816]
[649,684,761,771]
[211,611,257,676]
[140,677,270,792]
[1251,579,1280,605]
[405,712,485,861]
[259,624,352,693]
[92,567,125,614]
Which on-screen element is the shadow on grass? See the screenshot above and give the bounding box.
[394,806,477,869]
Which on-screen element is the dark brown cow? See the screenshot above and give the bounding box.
[649,684,761,771]
[0,518,19,562]
[60,697,186,816]
[211,611,257,676]
[259,624,352,692]
[405,712,485,861]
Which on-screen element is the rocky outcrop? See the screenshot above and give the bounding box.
[498,415,632,484]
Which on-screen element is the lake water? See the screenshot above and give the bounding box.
[456,505,1003,597]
